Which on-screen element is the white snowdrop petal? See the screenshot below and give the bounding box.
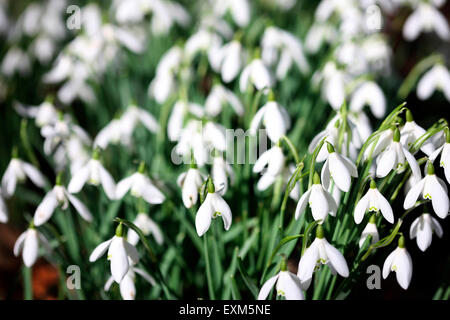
[382,249,396,279]
[195,197,212,236]
[23,230,39,267]
[124,241,139,265]
[297,242,319,281]
[68,165,90,194]
[278,272,304,300]
[22,162,46,188]
[257,274,279,300]
[354,193,369,224]
[211,194,232,231]
[295,189,311,220]
[376,147,396,178]
[374,190,394,224]
[430,176,449,218]
[89,238,113,262]
[109,237,130,283]
[257,173,276,191]
[310,186,329,221]
[13,232,27,257]
[99,166,117,200]
[395,249,413,290]
[416,219,433,252]
[67,193,93,222]
[115,175,134,199]
[403,179,425,209]
[33,191,58,226]
[329,154,351,192]
[120,274,136,300]
[324,241,349,277]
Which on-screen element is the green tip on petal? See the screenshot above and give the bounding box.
[190,153,197,169]
[45,95,55,104]
[405,110,413,123]
[316,224,325,239]
[138,161,146,174]
[207,177,215,193]
[326,142,335,154]
[398,235,405,248]
[253,48,261,60]
[427,161,435,175]
[334,120,340,129]
[370,179,377,189]
[445,127,450,143]
[369,214,377,224]
[115,222,124,237]
[393,127,400,142]
[58,111,64,121]
[313,172,321,185]
[29,220,35,229]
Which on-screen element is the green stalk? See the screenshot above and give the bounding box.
[204,235,216,300]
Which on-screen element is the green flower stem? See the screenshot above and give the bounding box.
[204,234,216,300]
[22,265,33,300]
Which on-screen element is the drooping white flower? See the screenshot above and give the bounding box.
[195,178,232,236]
[410,213,443,252]
[363,127,395,160]
[104,260,156,300]
[416,64,450,102]
[349,81,386,119]
[404,162,449,219]
[321,62,346,110]
[127,212,163,246]
[89,224,139,283]
[0,190,8,223]
[239,57,274,93]
[1,47,31,77]
[1,156,46,198]
[253,145,285,191]
[212,155,234,196]
[429,133,450,184]
[258,261,305,300]
[321,142,358,192]
[400,110,435,156]
[354,180,394,224]
[68,150,117,200]
[177,167,204,209]
[185,28,222,62]
[250,92,291,143]
[295,172,337,222]
[167,100,204,142]
[14,227,51,267]
[209,39,244,83]
[33,179,93,226]
[14,99,58,128]
[261,26,310,79]
[403,3,450,41]
[115,163,165,205]
[297,226,349,283]
[205,83,244,117]
[359,215,379,248]
[375,128,421,180]
[213,0,250,27]
[382,236,413,290]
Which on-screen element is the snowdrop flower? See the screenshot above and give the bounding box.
[33,175,93,226]
[213,0,250,27]
[209,39,244,83]
[127,213,163,246]
[185,28,222,61]
[195,178,232,237]
[404,162,449,219]
[14,99,58,128]
[14,226,51,267]
[177,166,204,209]
[212,155,234,195]
[375,128,421,180]
[359,214,379,248]
[410,212,443,252]
[403,3,449,41]
[363,127,395,160]
[104,261,156,300]
[253,145,285,191]
[205,83,244,117]
[321,62,346,110]
[295,172,337,222]
[382,236,413,290]
[297,225,349,282]
[261,26,310,79]
[354,180,394,224]
[429,131,450,184]
[400,110,435,156]
[167,101,204,142]
[1,155,46,198]
[1,47,31,77]
[349,81,386,119]
[68,149,117,200]
[239,56,274,93]
[258,259,305,300]
[116,162,165,204]
[416,64,450,102]
[321,143,358,192]
[249,92,291,143]
[89,223,139,283]
[0,190,7,223]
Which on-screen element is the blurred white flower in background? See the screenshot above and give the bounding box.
[416,64,450,102]
[127,212,164,246]
[403,2,450,41]
[1,157,46,198]
[14,227,52,267]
